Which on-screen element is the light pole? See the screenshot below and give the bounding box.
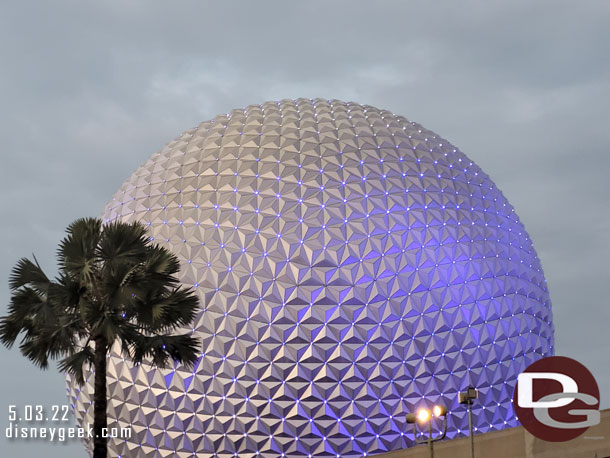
[459,386,478,458]
[406,405,447,458]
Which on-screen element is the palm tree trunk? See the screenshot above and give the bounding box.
[93,336,108,458]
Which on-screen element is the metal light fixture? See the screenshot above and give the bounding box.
[459,386,479,458]
[406,405,448,458]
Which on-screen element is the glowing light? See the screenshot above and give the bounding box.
[433,405,447,417]
[417,409,431,423]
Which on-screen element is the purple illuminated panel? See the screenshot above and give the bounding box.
[67,98,554,458]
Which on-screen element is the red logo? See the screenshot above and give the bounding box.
[513,356,600,441]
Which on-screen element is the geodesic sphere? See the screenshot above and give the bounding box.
[67,98,554,458]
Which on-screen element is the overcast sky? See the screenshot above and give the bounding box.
[1,1,609,456]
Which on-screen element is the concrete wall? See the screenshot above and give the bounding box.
[377,409,610,458]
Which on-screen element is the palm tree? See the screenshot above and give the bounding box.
[0,217,201,458]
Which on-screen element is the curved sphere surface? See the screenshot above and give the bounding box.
[67,98,554,458]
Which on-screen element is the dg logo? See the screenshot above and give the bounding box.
[513,356,600,442]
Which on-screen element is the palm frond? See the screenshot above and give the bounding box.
[144,245,181,277]
[49,274,82,312]
[97,220,148,267]
[0,288,44,342]
[0,314,27,348]
[100,259,144,307]
[2,253,86,367]
[19,332,54,369]
[58,346,95,385]
[96,315,122,344]
[46,315,86,358]
[77,295,100,329]
[136,287,200,333]
[58,217,102,282]
[8,257,50,291]
[1,286,49,346]
[126,332,200,369]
